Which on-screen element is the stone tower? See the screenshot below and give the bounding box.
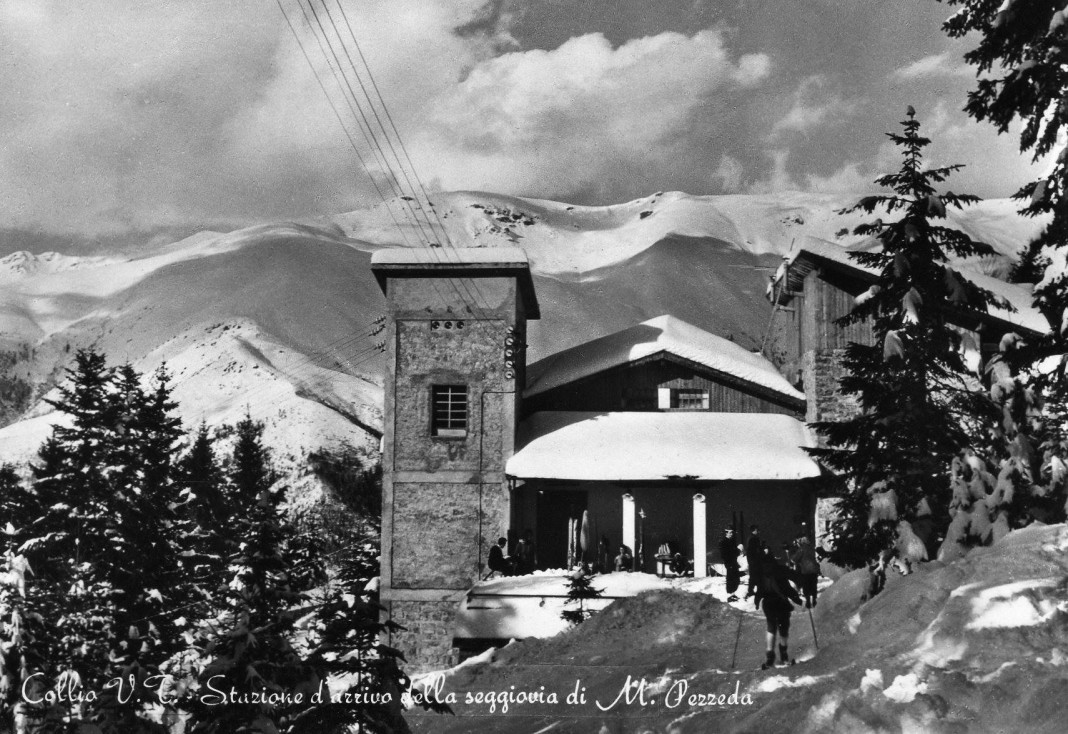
[370,247,539,670]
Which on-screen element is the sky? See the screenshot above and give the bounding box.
[0,0,1048,235]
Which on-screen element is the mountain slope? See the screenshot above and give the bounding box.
[0,190,1048,469]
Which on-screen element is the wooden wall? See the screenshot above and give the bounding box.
[523,356,802,417]
[801,271,874,354]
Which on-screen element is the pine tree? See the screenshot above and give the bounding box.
[10,352,191,731]
[176,422,230,588]
[943,0,1068,526]
[295,537,450,732]
[811,109,1000,569]
[561,564,603,626]
[943,0,1068,311]
[182,415,324,733]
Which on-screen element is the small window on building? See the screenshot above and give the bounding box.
[657,387,710,410]
[432,385,468,436]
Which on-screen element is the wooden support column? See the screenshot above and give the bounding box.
[693,493,707,578]
[622,493,635,566]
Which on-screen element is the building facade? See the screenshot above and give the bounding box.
[371,247,539,669]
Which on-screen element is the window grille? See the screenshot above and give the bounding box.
[432,385,468,436]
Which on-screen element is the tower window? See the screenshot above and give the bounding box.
[431,385,468,436]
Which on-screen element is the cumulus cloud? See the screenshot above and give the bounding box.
[771,76,860,137]
[412,30,771,199]
[0,0,499,233]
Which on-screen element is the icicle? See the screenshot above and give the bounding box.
[883,330,904,361]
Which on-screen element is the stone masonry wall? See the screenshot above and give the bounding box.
[388,600,459,674]
[392,481,481,589]
[803,348,861,441]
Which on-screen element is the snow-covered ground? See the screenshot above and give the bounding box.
[407,523,1068,734]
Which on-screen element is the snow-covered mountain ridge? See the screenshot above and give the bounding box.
[0,190,1047,472]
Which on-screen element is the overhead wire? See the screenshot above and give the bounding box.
[329,0,497,316]
[295,0,478,316]
[306,0,492,318]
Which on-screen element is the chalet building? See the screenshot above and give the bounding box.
[371,247,825,670]
[767,237,1050,537]
[768,237,1049,428]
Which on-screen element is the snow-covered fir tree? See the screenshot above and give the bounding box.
[811,109,1000,569]
[561,564,603,626]
[944,0,1068,297]
[942,0,1068,532]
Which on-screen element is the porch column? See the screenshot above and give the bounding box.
[622,493,635,561]
[693,493,707,578]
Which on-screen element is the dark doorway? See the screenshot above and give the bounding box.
[536,490,588,570]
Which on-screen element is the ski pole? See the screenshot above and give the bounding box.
[730,610,744,669]
[808,607,819,650]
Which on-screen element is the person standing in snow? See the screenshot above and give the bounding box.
[719,527,741,601]
[744,525,764,598]
[515,529,536,574]
[789,535,820,608]
[755,549,803,668]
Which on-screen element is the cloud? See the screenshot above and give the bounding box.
[747,150,799,194]
[712,154,745,193]
[892,52,972,80]
[412,29,771,200]
[0,0,502,233]
[771,76,859,137]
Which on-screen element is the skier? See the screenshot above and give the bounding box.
[755,548,803,669]
[718,527,741,601]
[789,535,820,608]
[744,525,764,598]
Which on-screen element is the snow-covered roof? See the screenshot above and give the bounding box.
[506,411,821,481]
[370,246,528,266]
[770,237,1050,336]
[524,314,805,403]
